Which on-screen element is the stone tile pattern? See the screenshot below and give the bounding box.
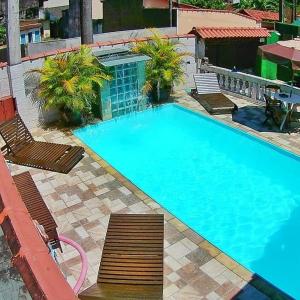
[4,92,296,300]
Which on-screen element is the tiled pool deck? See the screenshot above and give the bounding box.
[6,92,299,300]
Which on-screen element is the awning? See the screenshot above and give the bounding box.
[190,27,270,39]
[258,43,300,70]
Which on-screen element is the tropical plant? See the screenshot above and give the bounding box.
[26,46,111,124]
[183,0,300,11]
[181,0,226,9]
[132,30,189,102]
[0,25,6,45]
[238,0,279,11]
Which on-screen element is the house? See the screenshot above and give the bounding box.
[0,0,42,22]
[238,9,279,29]
[20,20,42,44]
[178,9,269,71]
[40,0,103,38]
[102,0,197,33]
[190,26,269,70]
[177,8,260,34]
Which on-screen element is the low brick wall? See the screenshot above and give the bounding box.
[0,154,77,300]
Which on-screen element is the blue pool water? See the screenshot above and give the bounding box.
[75,104,300,298]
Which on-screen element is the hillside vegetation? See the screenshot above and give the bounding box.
[182,0,297,12]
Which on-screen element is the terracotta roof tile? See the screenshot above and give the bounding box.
[240,9,279,21]
[190,27,270,39]
[20,20,42,31]
[18,34,194,63]
[0,62,7,68]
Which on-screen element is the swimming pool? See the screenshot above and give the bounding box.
[75,104,300,298]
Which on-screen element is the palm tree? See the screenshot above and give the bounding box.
[80,0,93,44]
[69,0,81,38]
[169,0,173,27]
[132,30,189,102]
[181,0,226,9]
[5,0,21,66]
[27,46,112,124]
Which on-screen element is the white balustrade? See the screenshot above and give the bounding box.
[200,65,300,102]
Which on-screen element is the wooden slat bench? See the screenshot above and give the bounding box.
[0,115,84,174]
[79,214,164,300]
[13,171,62,251]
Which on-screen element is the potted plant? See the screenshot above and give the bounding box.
[132,30,189,103]
[27,46,112,125]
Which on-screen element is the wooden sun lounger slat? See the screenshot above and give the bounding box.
[193,73,237,114]
[101,256,163,261]
[0,115,84,173]
[79,214,164,300]
[12,171,62,251]
[100,265,163,270]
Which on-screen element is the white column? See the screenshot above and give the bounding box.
[6,0,38,129]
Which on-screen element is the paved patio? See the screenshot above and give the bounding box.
[5,92,297,300]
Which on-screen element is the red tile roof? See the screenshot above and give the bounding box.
[20,20,41,31]
[0,34,194,66]
[190,27,270,39]
[239,9,279,21]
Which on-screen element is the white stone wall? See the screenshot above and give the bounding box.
[0,67,10,96]
[8,63,40,129]
[1,34,196,127]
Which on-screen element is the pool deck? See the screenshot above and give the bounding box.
[6,92,298,300]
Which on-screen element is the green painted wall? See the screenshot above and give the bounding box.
[256,31,279,80]
[102,0,174,33]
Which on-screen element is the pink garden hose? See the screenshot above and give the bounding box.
[58,235,88,294]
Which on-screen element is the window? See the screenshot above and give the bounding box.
[28,32,33,43]
[34,30,40,42]
[20,34,26,44]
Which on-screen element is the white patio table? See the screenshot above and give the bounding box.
[274,92,300,131]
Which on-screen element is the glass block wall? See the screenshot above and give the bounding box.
[100,60,148,120]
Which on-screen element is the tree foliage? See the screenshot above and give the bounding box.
[182,0,297,12]
[181,0,226,9]
[0,25,6,45]
[26,46,112,123]
[132,30,189,102]
[238,0,279,11]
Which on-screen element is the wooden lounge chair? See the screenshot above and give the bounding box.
[192,73,237,114]
[12,171,62,251]
[79,214,164,300]
[0,115,84,173]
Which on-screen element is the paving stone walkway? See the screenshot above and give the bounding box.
[5,91,298,300]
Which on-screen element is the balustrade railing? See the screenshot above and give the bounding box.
[200,65,300,103]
